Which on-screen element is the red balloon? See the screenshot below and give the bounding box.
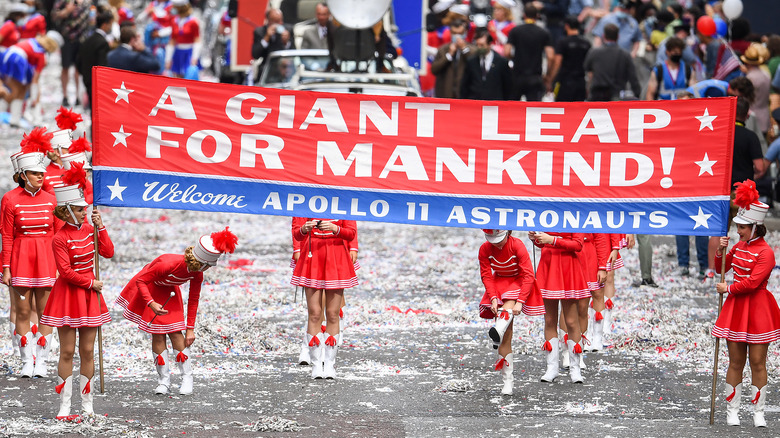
[697,16,717,37]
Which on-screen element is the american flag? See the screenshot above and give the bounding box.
[713,42,742,81]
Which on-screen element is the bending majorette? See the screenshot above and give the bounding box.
[115,228,238,395]
[2,128,61,378]
[713,180,780,428]
[478,229,544,395]
[291,217,358,380]
[40,166,113,420]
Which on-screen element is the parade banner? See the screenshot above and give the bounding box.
[92,67,735,235]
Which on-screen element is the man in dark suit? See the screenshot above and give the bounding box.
[76,9,113,109]
[251,8,294,61]
[108,26,161,74]
[431,18,473,99]
[460,30,513,100]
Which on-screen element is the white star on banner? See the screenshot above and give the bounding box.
[107,179,127,201]
[690,206,712,229]
[113,82,134,103]
[695,153,717,176]
[111,125,131,147]
[696,108,717,131]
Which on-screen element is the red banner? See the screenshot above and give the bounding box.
[92,68,735,235]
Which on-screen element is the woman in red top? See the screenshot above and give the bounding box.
[478,229,543,395]
[40,169,113,420]
[529,231,588,383]
[599,233,631,338]
[291,218,357,380]
[2,130,61,378]
[0,5,26,51]
[713,180,780,428]
[115,228,237,395]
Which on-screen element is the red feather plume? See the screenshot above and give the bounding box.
[68,136,92,153]
[61,162,88,190]
[55,106,83,131]
[20,127,53,154]
[733,179,759,210]
[211,227,238,254]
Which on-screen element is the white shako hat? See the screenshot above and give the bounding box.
[61,152,91,170]
[493,0,516,9]
[16,152,47,173]
[50,129,72,151]
[734,201,769,225]
[192,227,238,265]
[171,0,189,5]
[46,30,64,48]
[54,185,88,207]
[483,229,508,244]
[432,0,455,14]
[10,151,23,174]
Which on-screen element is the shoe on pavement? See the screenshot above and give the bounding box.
[640,278,659,288]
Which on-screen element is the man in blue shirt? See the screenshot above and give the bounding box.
[592,0,641,57]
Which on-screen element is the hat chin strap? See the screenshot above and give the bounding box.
[65,204,79,226]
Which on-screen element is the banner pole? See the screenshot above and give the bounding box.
[709,245,728,425]
[93,205,105,394]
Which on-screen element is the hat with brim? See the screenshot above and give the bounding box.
[60,152,91,170]
[171,0,189,5]
[432,0,455,14]
[9,3,29,13]
[54,184,88,207]
[740,43,766,65]
[17,152,46,173]
[10,151,23,174]
[483,229,508,244]
[449,4,470,18]
[50,129,72,151]
[493,0,516,9]
[193,235,221,265]
[45,30,64,48]
[733,201,769,225]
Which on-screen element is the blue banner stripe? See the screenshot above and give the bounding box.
[94,170,730,235]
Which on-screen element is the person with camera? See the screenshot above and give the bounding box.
[291,217,358,380]
[108,25,161,74]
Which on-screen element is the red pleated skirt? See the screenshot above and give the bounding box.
[41,279,110,327]
[115,283,186,334]
[478,275,545,319]
[537,249,589,300]
[291,238,357,289]
[712,289,780,343]
[10,237,57,288]
[579,239,602,291]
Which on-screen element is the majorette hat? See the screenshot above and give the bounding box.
[192,227,238,265]
[493,0,516,9]
[483,229,508,244]
[10,151,23,174]
[61,136,92,169]
[733,179,769,225]
[18,127,53,173]
[55,106,83,131]
[50,129,72,151]
[55,162,89,207]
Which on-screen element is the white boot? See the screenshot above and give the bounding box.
[18,332,34,377]
[154,350,171,394]
[176,349,193,395]
[725,383,742,426]
[497,353,513,395]
[33,334,52,377]
[55,375,73,419]
[8,100,22,127]
[540,338,559,382]
[579,334,588,370]
[10,322,19,356]
[561,333,570,369]
[751,385,767,427]
[80,374,94,415]
[568,339,584,383]
[591,313,604,351]
[488,310,513,346]
[603,299,614,334]
[322,334,339,380]
[298,324,310,365]
[309,333,324,379]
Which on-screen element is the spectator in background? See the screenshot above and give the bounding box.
[431,18,473,99]
[76,9,114,111]
[300,3,330,50]
[251,8,293,62]
[18,0,47,39]
[486,0,514,56]
[584,23,640,101]
[505,4,553,101]
[741,43,771,137]
[592,0,641,57]
[531,0,570,46]
[108,26,161,73]
[645,37,695,100]
[52,0,92,108]
[460,29,512,100]
[549,15,590,102]
[0,4,27,52]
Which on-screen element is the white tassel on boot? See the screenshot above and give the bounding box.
[298,323,310,365]
[309,333,324,379]
[33,333,52,377]
[540,338,559,382]
[55,375,73,419]
[751,385,766,427]
[568,339,584,383]
[176,349,193,395]
[154,350,171,394]
[322,334,339,380]
[488,310,514,346]
[9,321,19,356]
[18,332,34,377]
[725,383,742,426]
[497,353,513,395]
[80,375,94,415]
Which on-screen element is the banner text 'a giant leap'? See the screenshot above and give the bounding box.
[92,68,735,235]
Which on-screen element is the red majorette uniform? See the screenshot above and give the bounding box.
[42,128,74,194]
[533,232,588,300]
[578,233,610,293]
[3,152,23,357]
[712,181,780,427]
[18,13,46,39]
[290,217,358,290]
[0,20,21,49]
